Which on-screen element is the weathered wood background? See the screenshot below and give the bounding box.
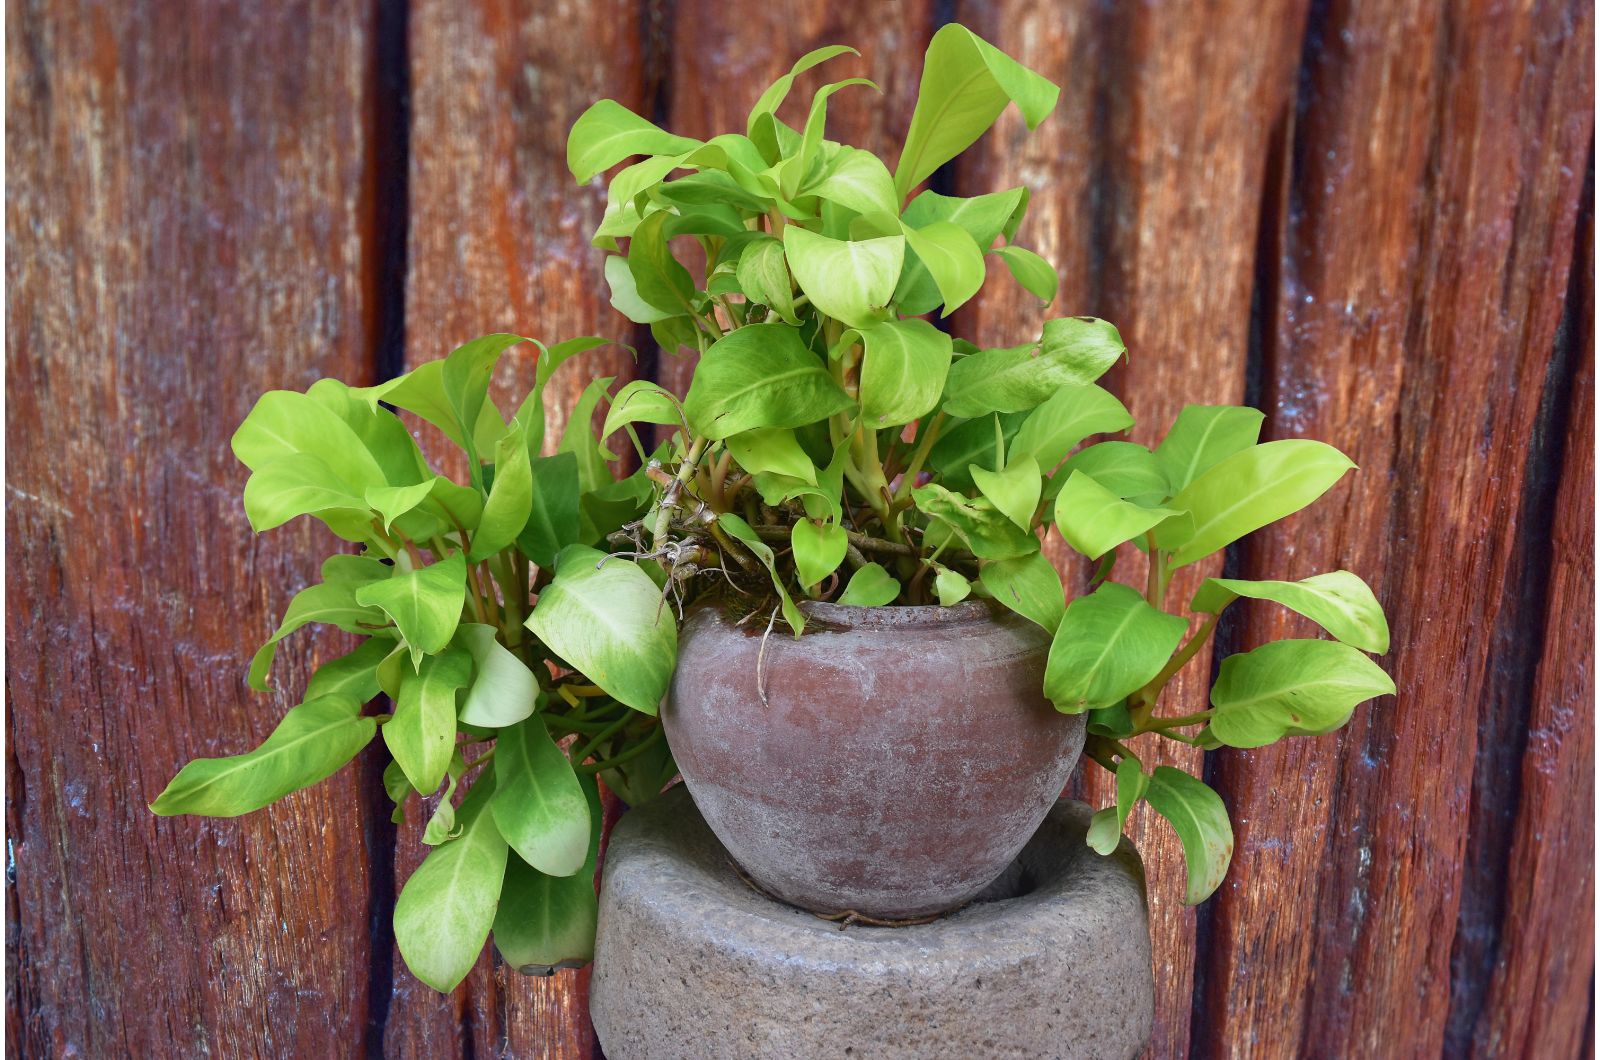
[6,0,1593,1056]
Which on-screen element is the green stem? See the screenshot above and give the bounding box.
[893,412,946,502]
[651,436,708,550]
[569,711,635,765]
[576,723,665,776]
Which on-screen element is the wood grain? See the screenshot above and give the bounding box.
[956,3,1309,1054]
[1199,0,1595,1056]
[1471,196,1593,1058]
[391,1,651,1054]
[5,0,383,1054]
[5,2,1594,1056]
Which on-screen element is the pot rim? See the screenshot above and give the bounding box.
[794,598,1001,631]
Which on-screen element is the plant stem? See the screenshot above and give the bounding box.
[893,412,946,502]
[1145,531,1165,611]
[651,436,708,550]
[576,723,665,776]
[748,524,927,560]
[569,710,634,766]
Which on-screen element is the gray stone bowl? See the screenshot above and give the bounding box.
[590,785,1154,1059]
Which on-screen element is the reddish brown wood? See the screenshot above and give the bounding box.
[405,0,646,457]
[6,2,1594,1056]
[656,0,936,398]
[5,0,384,1054]
[957,4,1309,1055]
[1200,1,1595,1057]
[1468,183,1594,1060]
[389,1,651,1054]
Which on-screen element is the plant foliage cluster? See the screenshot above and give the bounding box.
[154,24,1393,992]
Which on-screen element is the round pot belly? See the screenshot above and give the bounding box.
[663,598,1086,919]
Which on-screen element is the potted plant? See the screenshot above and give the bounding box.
[541,23,1395,917]
[151,334,685,992]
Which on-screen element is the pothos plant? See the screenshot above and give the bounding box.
[151,333,684,992]
[545,22,1396,905]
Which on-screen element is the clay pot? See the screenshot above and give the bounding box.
[662,598,1086,919]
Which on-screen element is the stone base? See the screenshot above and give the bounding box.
[591,786,1154,1060]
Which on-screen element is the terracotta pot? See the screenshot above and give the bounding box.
[662,598,1086,919]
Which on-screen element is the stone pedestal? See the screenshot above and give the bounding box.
[590,786,1154,1060]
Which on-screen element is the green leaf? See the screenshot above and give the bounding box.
[492,775,602,973]
[935,567,972,606]
[854,318,953,427]
[683,323,852,439]
[454,623,538,727]
[355,553,468,669]
[1044,582,1187,713]
[304,638,393,704]
[782,227,904,330]
[626,211,696,318]
[604,254,677,324]
[912,482,1036,560]
[249,578,386,691]
[307,378,432,487]
[1010,384,1133,469]
[1154,405,1266,493]
[525,546,678,714]
[1053,472,1181,561]
[735,236,799,325]
[558,375,616,494]
[979,550,1065,634]
[993,245,1057,303]
[782,78,879,198]
[895,187,1027,314]
[469,426,534,562]
[1144,766,1233,905]
[567,99,701,183]
[726,429,817,483]
[440,335,531,460]
[971,455,1043,530]
[1192,570,1389,653]
[926,412,1025,490]
[365,479,441,534]
[1058,442,1168,502]
[422,768,465,846]
[942,318,1125,419]
[893,24,1059,201]
[242,454,370,536]
[600,381,684,460]
[900,220,986,315]
[150,697,376,817]
[747,45,859,135]
[1158,440,1356,569]
[233,390,392,495]
[837,562,900,607]
[394,774,509,992]
[385,647,471,794]
[489,715,591,877]
[717,514,806,635]
[1087,755,1149,855]
[806,145,898,218]
[384,757,415,824]
[519,453,582,568]
[791,521,847,589]
[1208,639,1395,748]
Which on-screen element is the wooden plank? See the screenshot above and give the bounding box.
[391,1,650,1055]
[5,0,382,1054]
[1197,0,1595,1055]
[955,4,1309,1055]
[1470,182,1593,1059]
[655,0,937,399]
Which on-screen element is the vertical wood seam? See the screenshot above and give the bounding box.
[1445,142,1595,1055]
[362,0,413,1054]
